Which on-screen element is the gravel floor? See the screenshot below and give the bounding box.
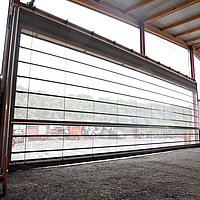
[1,147,200,200]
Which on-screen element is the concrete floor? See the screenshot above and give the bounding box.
[1,147,200,200]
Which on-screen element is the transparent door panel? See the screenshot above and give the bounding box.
[29,79,65,96]
[93,114,118,123]
[17,62,30,77]
[118,105,136,115]
[31,35,66,58]
[30,65,66,83]
[118,116,137,124]
[11,153,25,161]
[66,47,94,66]
[30,51,66,70]
[65,112,93,121]
[29,94,65,110]
[137,107,151,118]
[20,34,33,48]
[14,108,27,119]
[13,125,26,135]
[28,109,64,120]
[93,146,117,154]
[63,149,93,157]
[15,92,28,107]
[11,24,199,163]
[12,137,26,152]
[66,60,94,77]
[24,150,62,160]
[26,125,52,136]
[66,73,94,88]
[18,47,32,63]
[117,144,136,152]
[66,85,94,100]
[25,137,63,151]
[93,137,117,148]
[64,136,94,149]
[165,110,174,120]
[94,102,118,114]
[16,77,29,91]
[93,90,119,103]
[65,98,93,112]
[137,99,151,108]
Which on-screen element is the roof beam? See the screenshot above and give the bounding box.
[174,26,200,38]
[98,1,142,22]
[144,0,200,23]
[161,13,200,31]
[186,36,200,43]
[145,25,188,49]
[124,0,155,15]
[193,42,200,47]
[194,49,200,59]
[98,0,105,3]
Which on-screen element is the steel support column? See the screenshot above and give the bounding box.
[0,0,13,173]
[0,6,20,172]
[189,45,199,143]
[140,21,145,55]
[190,45,195,79]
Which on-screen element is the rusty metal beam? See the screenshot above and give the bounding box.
[161,13,200,31]
[124,0,155,15]
[144,0,200,23]
[145,25,188,49]
[193,42,200,47]
[174,26,200,38]
[194,49,200,58]
[186,36,200,43]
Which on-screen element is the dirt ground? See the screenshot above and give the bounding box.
[1,147,200,200]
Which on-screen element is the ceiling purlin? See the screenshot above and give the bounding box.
[161,13,200,31]
[147,23,161,31]
[143,0,200,24]
[145,25,188,49]
[99,1,142,22]
[193,42,200,47]
[174,26,200,38]
[98,0,105,3]
[123,0,156,15]
[194,49,200,59]
[186,36,200,43]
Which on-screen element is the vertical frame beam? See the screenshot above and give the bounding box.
[0,6,20,172]
[140,21,145,55]
[190,45,195,79]
[190,46,199,143]
[0,0,13,172]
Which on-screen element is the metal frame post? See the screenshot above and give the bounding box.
[0,0,13,172]
[0,6,20,172]
[140,21,145,55]
[189,45,199,143]
[190,45,195,79]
